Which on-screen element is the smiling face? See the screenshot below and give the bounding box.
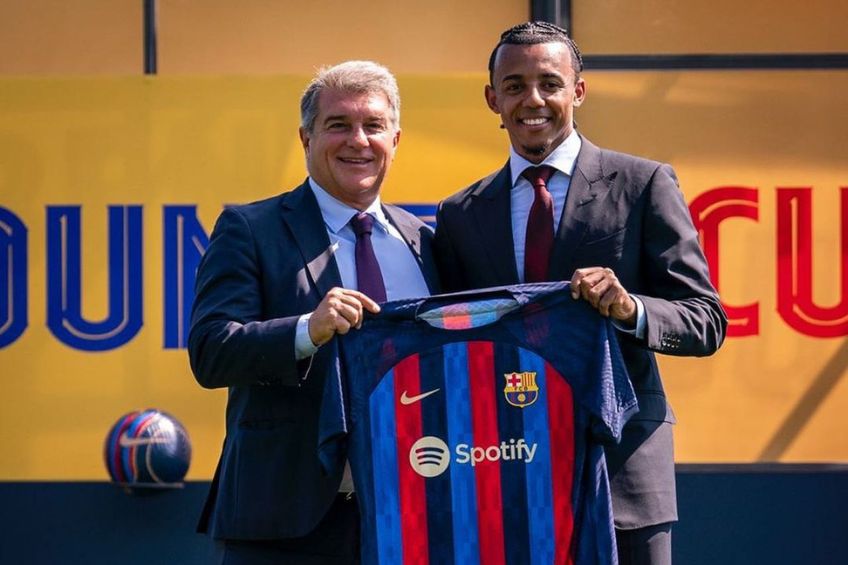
[485,42,586,163]
[299,88,400,210]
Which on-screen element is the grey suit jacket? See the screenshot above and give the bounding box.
[434,136,726,528]
[189,180,439,539]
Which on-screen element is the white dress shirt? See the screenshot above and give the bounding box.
[294,179,431,358]
[509,131,645,337]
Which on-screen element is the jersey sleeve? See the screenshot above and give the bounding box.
[588,319,638,443]
[316,339,348,476]
[574,443,619,565]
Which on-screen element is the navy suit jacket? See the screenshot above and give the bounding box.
[434,137,727,528]
[188,181,439,539]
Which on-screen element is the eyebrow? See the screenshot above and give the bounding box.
[322,114,349,124]
[322,114,388,124]
[500,71,564,83]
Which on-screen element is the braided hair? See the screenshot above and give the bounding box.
[488,21,584,85]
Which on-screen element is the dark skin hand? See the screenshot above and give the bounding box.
[308,287,381,346]
[570,267,637,327]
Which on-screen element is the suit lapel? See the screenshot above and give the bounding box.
[383,204,440,294]
[470,163,520,285]
[279,180,343,297]
[549,137,609,280]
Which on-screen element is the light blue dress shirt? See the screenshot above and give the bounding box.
[295,179,431,358]
[509,131,645,337]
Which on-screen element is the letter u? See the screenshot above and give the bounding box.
[46,206,143,350]
[776,188,848,337]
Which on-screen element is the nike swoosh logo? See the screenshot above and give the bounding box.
[118,432,167,448]
[400,388,440,405]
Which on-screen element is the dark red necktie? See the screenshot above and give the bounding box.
[350,212,387,302]
[522,165,556,283]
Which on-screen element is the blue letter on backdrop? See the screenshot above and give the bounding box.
[163,206,209,349]
[47,206,143,351]
[0,207,28,348]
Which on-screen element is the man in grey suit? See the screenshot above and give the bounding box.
[189,60,439,564]
[435,22,726,564]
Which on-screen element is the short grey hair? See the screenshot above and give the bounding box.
[300,60,401,133]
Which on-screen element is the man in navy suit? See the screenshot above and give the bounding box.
[189,60,439,564]
[435,22,727,564]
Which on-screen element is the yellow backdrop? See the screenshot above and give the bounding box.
[1,72,846,479]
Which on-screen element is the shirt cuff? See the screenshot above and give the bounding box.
[295,313,319,360]
[612,295,646,339]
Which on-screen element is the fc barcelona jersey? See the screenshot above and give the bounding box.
[318,282,637,565]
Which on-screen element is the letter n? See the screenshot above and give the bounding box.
[689,186,759,337]
[46,206,143,350]
[777,187,848,337]
[0,207,28,347]
[163,206,209,349]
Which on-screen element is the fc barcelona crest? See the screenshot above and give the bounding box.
[503,372,539,408]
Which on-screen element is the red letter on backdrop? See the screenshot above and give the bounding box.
[689,186,760,337]
[777,187,848,337]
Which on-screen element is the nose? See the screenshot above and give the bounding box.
[523,85,545,108]
[347,126,369,148]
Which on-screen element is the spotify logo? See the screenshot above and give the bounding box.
[409,436,450,478]
[409,436,539,479]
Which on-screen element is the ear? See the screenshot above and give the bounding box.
[572,77,587,108]
[484,84,500,114]
[392,128,401,150]
[298,127,310,152]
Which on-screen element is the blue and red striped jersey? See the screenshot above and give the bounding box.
[319,282,637,564]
